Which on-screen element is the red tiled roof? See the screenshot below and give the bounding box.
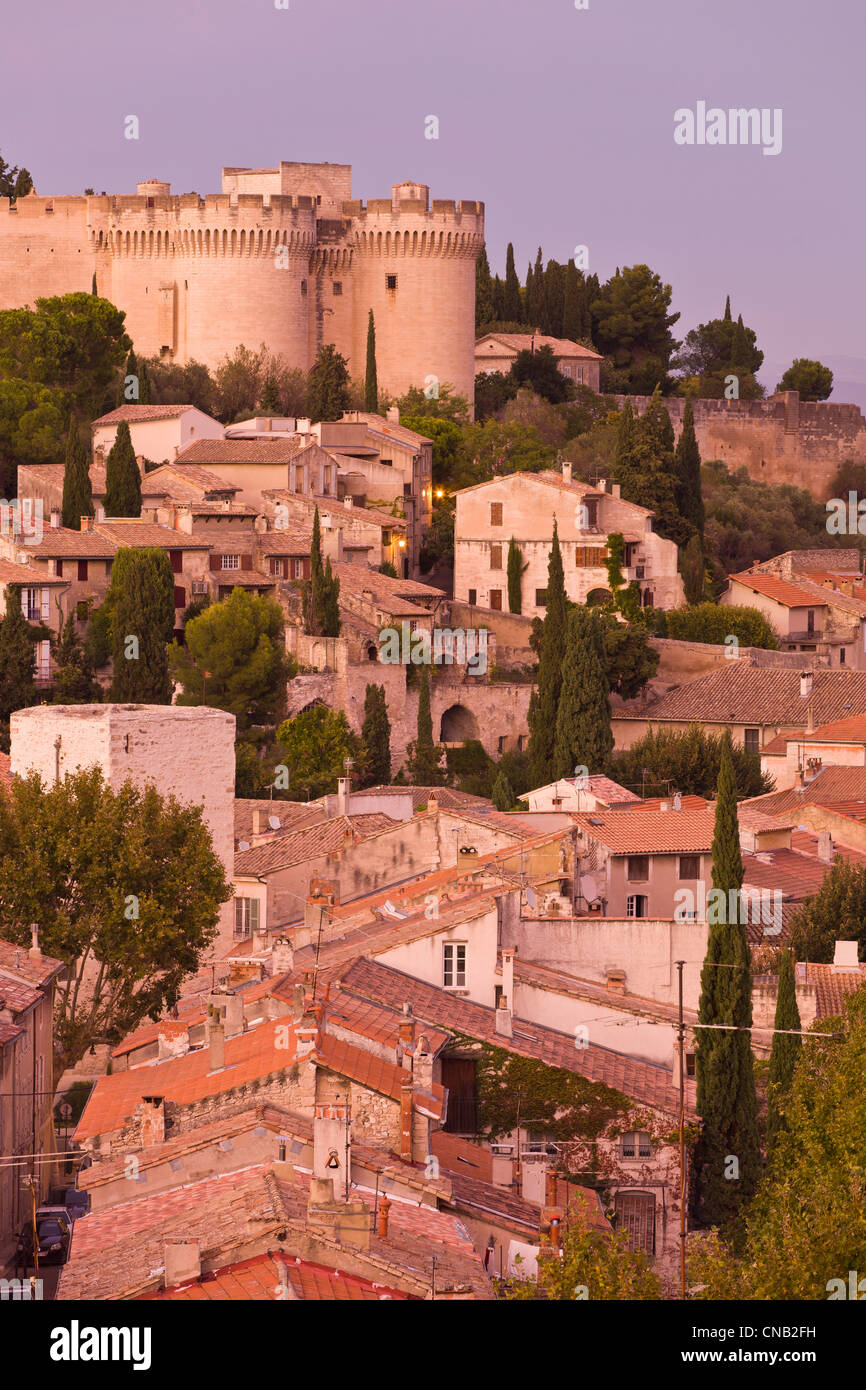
[0,938,65,989]
[94,521,210,549]
[796,960,866,1019]
[10,525,116,557]
[233,798,325,844]
[178,439,304,465]
[339,958,696,1118]
[93,405,203,425]
[476,333,603,361]
[744,765,866,814]
[573,807,716,854]
[727,572,827,608]
[615,669,866,727]
[0,558,68,587]
[234,813,400,876]
[146,1252,413,1301]
[0,750,12,789]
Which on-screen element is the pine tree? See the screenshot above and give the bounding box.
[307,343,350,423]
[109,548,175,703]
[259,372,281,414]
[62,424,95,530]
[0,585,37,746]
[491,770,515,811]
[364,310,378,413]
[360,683,391,786]
[527,519,568,786]
[766,949,801,1155]
[693,734,762,1227]
[507,536,526,614]
[475,245,495,331]
[406,667,444,785]
[51,613,101,703]
[562,260,587,343]
[118,349,139,406]
[103,420,142,517]
[615,398,637,478]
[673,398,704,537]
[503,243,522,322]
[551,608,613,779]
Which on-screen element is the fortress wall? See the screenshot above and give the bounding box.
[349,202,484,403]
[0,196,96,306]
[310,242,355,365]
[618,392,866,500]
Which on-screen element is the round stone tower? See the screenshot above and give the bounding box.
[347,182,485,403]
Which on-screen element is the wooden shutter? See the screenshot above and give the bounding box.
[241,554,253,571]
[41,587,50,621]
[210,553,221,571]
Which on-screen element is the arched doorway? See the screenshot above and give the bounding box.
[439,704,480,742]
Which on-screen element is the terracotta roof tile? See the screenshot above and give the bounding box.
[573,807,716,854]
[94,521,210,549]
[234,813,399,876]
[93,405,204,425]
[178,438,304,465]
[476,333,603,361]
[0,558,68,587]
[616,668,866,727]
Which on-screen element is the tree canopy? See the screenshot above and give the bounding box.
[776,358,833,402]
[171,587,292,733]
[275,705,361,799]
[609,724,773,799]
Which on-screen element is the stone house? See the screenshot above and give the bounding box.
[91,404,224,468]
[0,556,69,682]
[0,936,65,1263]
[262,488,405,572]
[723,569,866,669]
[474,333,603,392]
[454,464,684,618]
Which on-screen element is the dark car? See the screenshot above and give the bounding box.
[34,1206,72,1265]
[47,1186,90,1219]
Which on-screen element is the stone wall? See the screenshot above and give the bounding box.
[617,391,866,501]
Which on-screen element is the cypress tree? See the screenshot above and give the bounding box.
[491,770,515,811]
[543,258,565,338]
[360,683,391,786]
[562,260,587,343]
[766,949,801,1155]
[615,398,637,480]
[0,585,37,745]
[526,247,545,332]
[693,734,762,1226]
[91,273,98,296]
[51,614,100,703]
[307,506,326,635]
[475,245,495,331]
[507,536,526,614]
[673,398,704,537]
[723,294,732,322]
[109,548,175,703]
[62,424,95,530]
[322,557,341,637]
[680,532,705,606]
[527,519,568,785]
[491,275,505,322]
[503,243,522,322]
[551,608,613,779]
[138,359,151,405]
[364,310,378,413]
[118,349,139,405]
[104,420,142,517]
[406,667,443,785]
[259,372,281,414]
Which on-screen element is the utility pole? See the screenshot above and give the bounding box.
[677,959,687,1301]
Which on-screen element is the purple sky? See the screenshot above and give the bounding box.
[3,0,865,396]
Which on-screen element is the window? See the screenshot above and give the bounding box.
[54,558,63,578]
[627,856,649,882]
[626,895,648,918]
[841,648,847,665]
[270,558,286,578]
[686,1052,696,1078]
[679,854,700,880]
[490,589,502,611]
[443,942,466,988]
[300,280,307,295]
[293,559,304,579]
[576,546,608,567]
[535,589,548,607]
[744,728,759,755]
[77,559,89,581]
[168,549,183,574]
[386,274,398,291]
[221,555,240,570]
[332,281,342,295]
[489,544,502,570]
[490,502,503,526]
[621,1131,652,1159]
[807,609,815,635]
[234,896,260,940]
[468,589,477,605]
[22,588,41,622]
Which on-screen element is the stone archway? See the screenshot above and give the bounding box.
[586,588,613,607]
[439,704,479,742]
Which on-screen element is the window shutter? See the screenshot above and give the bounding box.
[250,898,260,932]
[210,553,221,571]
[20,589,28,617]
[41,587,50,621]
[241,554,253,571]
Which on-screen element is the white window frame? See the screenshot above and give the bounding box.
[626,894,648,919]
[293,559,303,579]
[621,1130,652,1159]
[443,941,467,989]
[221,555,240,571]
[234,895,260,939]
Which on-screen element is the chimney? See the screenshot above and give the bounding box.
[296,997,320,1057]
[313,1099,350,1190]
[545,1167,558,1208]
[561,461,572,484]
[0,997,12,1026]
[386,406,400,424]
[800,670,813,699]
[377,1196,392,1239]
[29,924,42,961]
[164,1240,200,1288]
[832,940,860,972]
[500,949,515,1010]
[400,1082,414,1161]
[336,777,350,817]
[209,987,244,1039]
[597,479,607,493]
[252,807,262,836]
[306,1180,370,1250]
[80,516,91,532]
[206,1010,225,1072]
[398,1002,414,1065]
[157,1023,190,1060]
[817,830,834,864]
[139,1095,165,1146]
[427,790,439,816]
[605,967,627,994]
[495,997,513,1038]
[611,483,621,499]
[49,508,60,530]
[292,983,305,1021]
[272,934,294,976]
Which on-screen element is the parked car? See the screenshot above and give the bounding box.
[47,1185,90,1219]
[34,1206,72,1264]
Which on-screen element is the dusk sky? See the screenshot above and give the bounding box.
[3,0,864,396]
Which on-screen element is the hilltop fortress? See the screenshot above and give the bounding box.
[0,161,484,400]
